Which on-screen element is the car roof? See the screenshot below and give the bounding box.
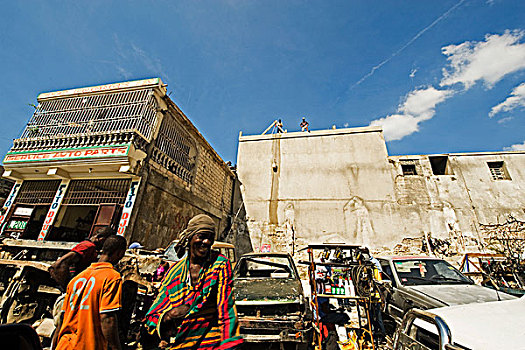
[239,252,291,258]
[378,255,443,261]
[168,239,234,249]
[212,241,235,249]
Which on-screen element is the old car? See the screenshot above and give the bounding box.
[233,253,313,349]
[163,240,237,266]
[377,256,515,324]
[393,297,525,350]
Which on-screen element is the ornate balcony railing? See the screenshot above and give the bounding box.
[17,88,159,146]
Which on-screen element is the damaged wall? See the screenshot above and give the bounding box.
[236,126,525,255]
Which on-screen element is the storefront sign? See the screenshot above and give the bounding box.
[8,220,28,231]
[0,182,22,232]
[38,78,161,100]
[4,145,130,164]
[117,180,141,236]
[38,181,70,241]
[13,207,34,217]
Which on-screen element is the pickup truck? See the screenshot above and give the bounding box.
[377,256,514,324]
[394,297,525,350]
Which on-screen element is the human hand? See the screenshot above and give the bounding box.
[165,304,190,322]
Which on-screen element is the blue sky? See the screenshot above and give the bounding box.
[1,0,524,163]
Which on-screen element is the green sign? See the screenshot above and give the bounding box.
[8,220,27,230]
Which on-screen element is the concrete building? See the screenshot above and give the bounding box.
[236,126,525,254]
[1,78,234,249]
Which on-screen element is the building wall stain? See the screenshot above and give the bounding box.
[269,134,281,225]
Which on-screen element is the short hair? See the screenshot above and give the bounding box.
[101,235,127,256]
[95,226,114,238]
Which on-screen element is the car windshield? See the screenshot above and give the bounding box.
[393,259,471,286]
[235,256,295,279]
[163,242,181,261]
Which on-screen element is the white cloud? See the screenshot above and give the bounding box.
[497,116,513,124]
[489,82,525,117]
[503,141,525,151]
[368,30,525,141]
[370,87,452,141]
[399,87,453,119]
[370,114,421,141]
[441,30,525,88]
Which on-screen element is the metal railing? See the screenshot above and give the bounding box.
[19,89,159,142]
[62,179,131,205]
[15,180,61,205]
[393,309,464,350]
[152,115,197,183]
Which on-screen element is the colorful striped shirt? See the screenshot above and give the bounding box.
[145,252,243,349]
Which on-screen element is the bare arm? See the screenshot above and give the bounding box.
[101,312,122,350]
[51,314,63,350]
[49,252,80,289]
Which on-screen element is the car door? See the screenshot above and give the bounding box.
[378,259,405,322]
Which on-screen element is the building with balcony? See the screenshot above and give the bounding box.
[1,78,235,249]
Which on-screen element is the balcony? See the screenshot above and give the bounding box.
[10,88,159,153]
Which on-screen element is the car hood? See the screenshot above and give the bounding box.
[408,284,515,306]
[428,297,525,350]
[234,278,303,303]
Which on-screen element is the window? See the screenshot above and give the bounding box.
[429,156,453,175]
[487,161,511,180]
[401,163,417,176]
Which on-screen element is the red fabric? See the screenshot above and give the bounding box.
[71,240,97,274]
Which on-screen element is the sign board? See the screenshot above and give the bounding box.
[0,182,22,232]
[38,78,161,100]
[117,180,141,236]
[13,207,34,217]
[7,220,28,231]
[38,181,70,241]
[4,144,130,164]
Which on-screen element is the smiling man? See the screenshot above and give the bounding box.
[145,214,243,349]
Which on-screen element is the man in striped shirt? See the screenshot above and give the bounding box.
[145,214,243,349]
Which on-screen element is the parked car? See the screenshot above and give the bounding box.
[163,240,236,266]
[233,253,312,349]
[393,296,525,350]
[377,256,515,323]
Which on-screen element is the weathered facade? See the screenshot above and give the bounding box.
[1,78,234,249]
[0,166,14,207]
[236,126,525,254]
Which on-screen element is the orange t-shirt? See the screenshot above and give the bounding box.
[56,262,122,350]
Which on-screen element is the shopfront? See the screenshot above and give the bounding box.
[1,178,135,242]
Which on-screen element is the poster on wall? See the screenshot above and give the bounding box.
[37,181,70,241]
[117,179,141,236]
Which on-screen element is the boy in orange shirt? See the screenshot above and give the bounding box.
[53,235,127,350]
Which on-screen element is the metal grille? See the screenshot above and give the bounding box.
[401,163,417,176]
[15,180,61,205]
[62,179,131,205]
[153,115,196,183]
[20,89,159,141]
[488,161,509,180]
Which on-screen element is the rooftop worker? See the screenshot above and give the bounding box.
[49,226,115,290]
[300,117,310,132]
[276,119,285,133]
[53,235,127,350]
[145,214,243,350]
